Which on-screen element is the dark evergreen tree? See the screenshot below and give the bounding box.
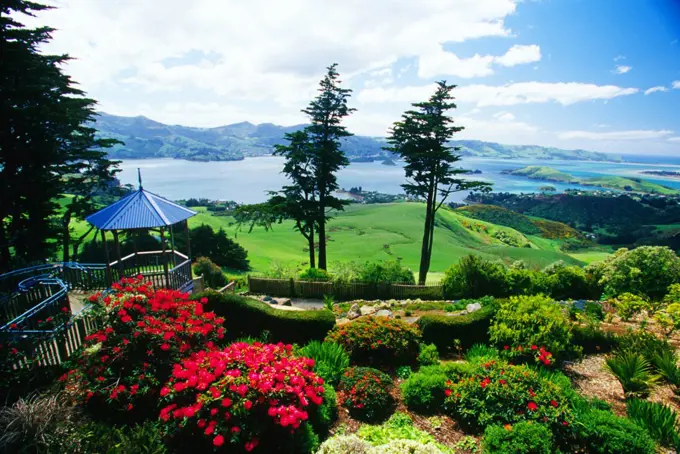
[385,81,491,284]
[0,0,118,270]
[272,130,318,268]
[174,224,249,270]
[301,63,355,270]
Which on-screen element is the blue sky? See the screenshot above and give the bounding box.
[27,0,680,155]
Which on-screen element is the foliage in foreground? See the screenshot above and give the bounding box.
[489,294,576,361]
[626,399,680,449]
[64,277,225,419]
[604,352,659,398]
[338,367,394,422]
[300,340,350,386]
[444,360,573,435]
[482,421,553,454]
[572,408,656,454]
[325,316,421,366]
[159,342,325,452]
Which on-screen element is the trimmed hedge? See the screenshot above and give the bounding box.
[416,304,496,350]
[196,291,335,344]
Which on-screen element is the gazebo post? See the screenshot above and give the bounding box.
[113,230,123,277]
[101,230,112,285]
[170,224,176,267]
[184,219,192,260]
[160,227,169,288]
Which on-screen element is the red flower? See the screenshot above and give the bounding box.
[531,345,538,351]
[550,400,558,408]
[244,400,253,410]
[527,402,538,411]
[444,389,452,397]
[160,343,170,351]
[213,435,224,447]
[503,345,509,350]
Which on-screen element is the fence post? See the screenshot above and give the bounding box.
[289,278,295,298]
[247,275,251,292]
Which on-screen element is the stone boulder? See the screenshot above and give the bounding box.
[274,298,292,306]
[347,303,361,320]
[262,295,273,302]
[466,303,482,313]
[375,309,393,318]
[360,305,376,316]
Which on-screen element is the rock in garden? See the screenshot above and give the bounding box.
[360,305,376,316]
[378,301,390,309]
[262,295,273,302]
[348,304,361,319]
[466,303,482,313]
[375,309,393,318]
[275,298,292,306]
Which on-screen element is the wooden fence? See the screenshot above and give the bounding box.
[247,276,444,301]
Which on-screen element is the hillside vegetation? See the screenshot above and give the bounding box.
[95,113,619,163]
[504,165,679,194]
[186,203,597,275]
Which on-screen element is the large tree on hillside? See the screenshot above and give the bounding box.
[302,63,355,270]
[385,81,491,285]
[0,0,118,270]
[272,130,319,268]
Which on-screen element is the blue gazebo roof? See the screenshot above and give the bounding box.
[86,188,196,230]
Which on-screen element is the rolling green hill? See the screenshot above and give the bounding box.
[95,113,620,163]
[63,202,608,281]
[504,166,679,194]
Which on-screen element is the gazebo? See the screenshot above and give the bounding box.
[86,173,197,292]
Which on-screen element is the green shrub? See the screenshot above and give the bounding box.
[611,293,648,321]
[444,361,574,434]
[417,304,495,351]
[542,261,591,300]
[482,422,553,454]
[396,366,413,379]
[400,368,448,414]
[325,316,421,366]
[617,329,673,366]
[626,399,680,449]
[316,434,370,454]
[463,343,500,363]
[599,246,680,300]
[356,260,416,285]
[371,439,446,453]
[417,343,439,367]
[71,421,168,454]
[300,341,350,386]
[192,256,227,288]
[197,290,335,344]
[653,349,680,395]
[442,254,508,299]
[299,268,330,281]
[573,409,656,454]
[309,385,339,436]
[506,266,547,296]
[338,367,394,422]
[489,295,576,361]
[605,352,659,398]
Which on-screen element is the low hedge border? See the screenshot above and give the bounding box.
[416,304,496,350]
[196,290,336,345]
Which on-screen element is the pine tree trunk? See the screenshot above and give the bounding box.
[318,195,327,270]
[308,222,316,269]
[418,192,434,285]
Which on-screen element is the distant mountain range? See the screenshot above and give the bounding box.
[94,113,622,163]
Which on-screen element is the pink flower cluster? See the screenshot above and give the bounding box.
[159,342,325,451]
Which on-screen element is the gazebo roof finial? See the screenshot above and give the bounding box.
[138,168,143,190]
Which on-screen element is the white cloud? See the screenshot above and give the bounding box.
[673,81,680,89]
[495,44,541,67]
[417,44,541,79]
[359,82,639,106]
[613,65,632,74]
[644,86,668,95]
[558,129,674,141]
[493,111,516,121]
[669,137,680,142]
[614,55,626,62]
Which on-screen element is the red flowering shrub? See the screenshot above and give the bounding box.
[338,366,394,422]
[158,342,325,452]
[325,316,421,366]
[63,276,225,419]
[501,344,555,367]
[444,360,573,435]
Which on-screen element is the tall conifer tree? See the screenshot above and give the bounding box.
[385,81,491,284]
